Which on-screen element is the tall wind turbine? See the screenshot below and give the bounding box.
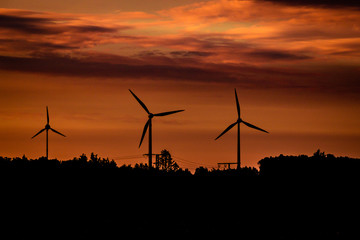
[215,89,268,170]
[31,106,66,160]
[129,89,184,168]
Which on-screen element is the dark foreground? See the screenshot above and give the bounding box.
[2,172,359,239]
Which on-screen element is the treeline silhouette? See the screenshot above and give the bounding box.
[194,166,258,176]
[258,149,360,178]
[0,153,117,169]
[2,150,359,239]
[1,149,359,178]
[0,153,258,176]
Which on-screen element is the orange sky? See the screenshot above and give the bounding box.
[0,0,359,171]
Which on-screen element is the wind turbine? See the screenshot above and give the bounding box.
[215,89,268,170]
[31,106,66,160]
[129,89,184,168]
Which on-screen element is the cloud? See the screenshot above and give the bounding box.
[244,49,312,60]
[0,9,135,57]
[0,3,359,94]
[0,13,122,35]
[0,54,236,82]
[68,25,120,33]
[0,52,313,89]
[169,51,214,57]
[260,0,360,8]
[158,0,289,23]
[0,39,78,53]
[0,14,59,34]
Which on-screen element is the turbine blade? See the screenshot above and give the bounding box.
[46,106,49,124]
[242,121,269,133]
[129,89,150,114]
[31,128,46,139]
[235,89,240,118]
[50,128,66,137]
[215,121,237,140]
[153,110,184,117]
[139,119,150,148]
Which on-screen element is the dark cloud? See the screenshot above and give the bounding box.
[261,0,360,8]
[246,49,312,60]
[0,14,119,35]
[70,25,124,33]
[170,51,214,57]
[0,54,237,83]
[0,14,60,34]
[137,50,166,57]
[0,39,78,52]
[0,53,313,90]
[0,52,358,93]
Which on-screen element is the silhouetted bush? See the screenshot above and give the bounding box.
[194,166,210,176]
[61,153,89,168]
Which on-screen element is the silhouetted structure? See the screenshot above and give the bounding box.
[215,89,268,170]
[143,153,161,168]
[31,106,66,159]
[143,150,179,171]
[129,89,184,168]
[217,162,237,170]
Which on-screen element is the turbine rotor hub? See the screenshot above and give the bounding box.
[148,113,154,119]
[45,124,50,129]
[237,118,242,123]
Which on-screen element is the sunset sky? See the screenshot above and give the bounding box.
[1,0,359,171]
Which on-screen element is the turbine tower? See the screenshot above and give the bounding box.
[31,106,66,160]
[215,89,268,170]
[129,89,184,168]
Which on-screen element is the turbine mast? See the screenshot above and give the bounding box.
[237,121,240,170]
[149,118,152,169]
[46,129,48,160]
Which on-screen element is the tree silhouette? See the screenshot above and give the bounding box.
[156,149,179,171]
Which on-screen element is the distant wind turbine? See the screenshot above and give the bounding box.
[31,106,66,160]
[215,89,268,170]
[129,89,184,168]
